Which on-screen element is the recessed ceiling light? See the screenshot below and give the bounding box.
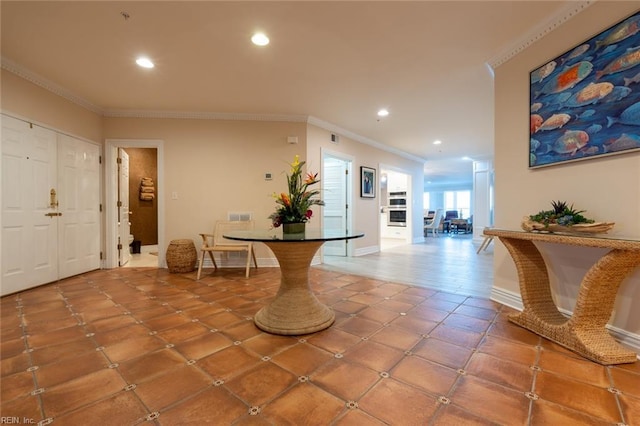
[251,33,269,46]
[377,109,389,117]
[433,140,442,145]
[136,57,154,69]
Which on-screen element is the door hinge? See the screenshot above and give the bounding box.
[99,155,102,164]
[117,243,123,250]
[345,169,349,175]
[117,201,122,207]
[99,204,103,212]
[116,157,122,164]
[100,252,103,260]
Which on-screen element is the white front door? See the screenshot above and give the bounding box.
[1,116,58,294]
[57,134,101,278]
[323,154,350,256]
[118,148,131,266]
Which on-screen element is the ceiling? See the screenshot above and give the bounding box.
[1,1,585,188]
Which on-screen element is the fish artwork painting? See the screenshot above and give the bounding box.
[529,10,640,167]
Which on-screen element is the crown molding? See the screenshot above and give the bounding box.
[488,0,594,69]
[1,56,104,115]
[102,109,308,123]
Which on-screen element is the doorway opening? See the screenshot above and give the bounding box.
[105,139,165,269]
[322,150,353,257]
[379,167,412,251]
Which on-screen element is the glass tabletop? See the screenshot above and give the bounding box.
[223,228,365,242]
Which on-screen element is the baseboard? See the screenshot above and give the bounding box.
[491,286,640,356]
[355,245,379,256]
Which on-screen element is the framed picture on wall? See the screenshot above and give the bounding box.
[529,10,640,168]
[360,166,376,198]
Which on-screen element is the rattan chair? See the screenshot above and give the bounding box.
[197,220,257,279]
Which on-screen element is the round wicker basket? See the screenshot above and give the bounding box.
[166,239,197,273]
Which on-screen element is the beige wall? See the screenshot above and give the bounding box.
[494,2,640,337]
[307,124,425,250]
[1,69,103,142]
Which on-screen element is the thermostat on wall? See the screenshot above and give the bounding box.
[265,172,272,180]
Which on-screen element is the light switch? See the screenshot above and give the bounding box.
[171,191,178,200]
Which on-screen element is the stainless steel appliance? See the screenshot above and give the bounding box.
[386,191,407,226]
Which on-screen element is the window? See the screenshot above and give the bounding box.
[444,191,470,219]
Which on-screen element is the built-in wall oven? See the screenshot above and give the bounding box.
[387,191,407,227]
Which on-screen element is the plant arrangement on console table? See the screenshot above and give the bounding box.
[269,155,325,233]
[521,200,615,234]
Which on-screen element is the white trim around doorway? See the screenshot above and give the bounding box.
[105,139,165,269]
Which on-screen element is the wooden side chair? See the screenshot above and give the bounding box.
[197,220,257,279]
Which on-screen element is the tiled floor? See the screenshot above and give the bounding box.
[1,237,639,425]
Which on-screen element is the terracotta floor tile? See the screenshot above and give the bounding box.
[443,312,492,334]
[306,328,362,354]
[0,394,42,422]
[225,362,297,406]
[534,370,622,422]
[159,386,248,424]
[449,375,530,425]
[1,370,34,403]
[429,323,484,348]
[143,312,193,332]
[41,368,126,418]
[333,408,387,425]
[156,321,211,344]
[619,394,640,425]
[358,378,437,424]
[530,398,618,425]
[332,300,369,315]
[356,306,400,324]
[412,337,473,369]
[198,310,246,330]
[476,334,538,366]
[465,352,534,391]
[1,337,27,359]
[241,333,298,357]
[92,323,151,346]
[35,350,109,389]
[102,335,166,363]
[369,325,421,351]
[174,332,234,360]
[344,340,404,373]
[389,314,438,335]
[219,320,262,342]
[134,365,212,412]
[271,342,333,376]
[431,404,497,425]
[261,383,345,424]
[1,240,632,425]
[118,348,187,384]
[538,348,610,387]
[335,317,384,338]
[1,352,30,377]
[31,338,97,366]
[374,299,415,313]
[198,345,261,381]
[53,391,149,425]
[392,356,459,396]
[312,359,380,401]
[610,367,640,398]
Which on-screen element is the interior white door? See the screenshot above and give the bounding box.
[57,134,101,278]
[323,155,349,256]
[1,115,58,295]
[118,148,131,266]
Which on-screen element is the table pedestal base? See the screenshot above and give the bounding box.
[255,241,334,335]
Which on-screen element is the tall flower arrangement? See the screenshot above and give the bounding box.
[269,155,324,228]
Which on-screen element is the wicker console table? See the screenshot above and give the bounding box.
[484,228,640,365]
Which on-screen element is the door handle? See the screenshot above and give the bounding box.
[50,189,59,208]
[45,212,62,217]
